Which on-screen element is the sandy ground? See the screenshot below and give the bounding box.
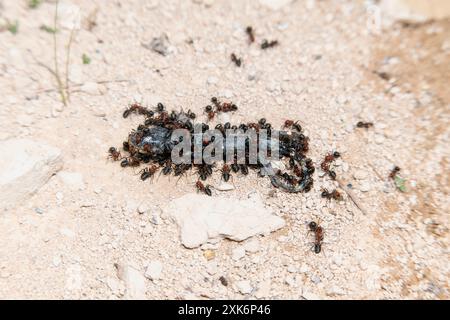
[0,0,448,299]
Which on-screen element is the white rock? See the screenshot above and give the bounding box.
[144,261,163,280]
[353,169,368,180]
[302,290,321,300]
[115,263,146,299]
[359,181,372,192]
[232,246,246,261]
[207,76,218,85]
[243,239,260,253]
[165,194,285,248]
[80,82,99,95]
[205,262,218,275]
[255,280,271,299]
[285,275,297,287]
[259,0,292,11]
[57,171,85,190]
[216,182,235,191]
[379,0,450,23]
[137,203,149,214]
[236,280,253,294]
[0,139,63,211]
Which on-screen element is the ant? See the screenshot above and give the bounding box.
[217,102,238,113]
[320,151,340,180]
[246,26,255,44]
[230,53,242,67]
[157,102,165,112]
[389,166,401,179]
[161,160,173,175]
[221,164,231,182]
[140,165,158,181]
[205,105,216,121]
[356,121,374,129]
[321,188,343,201]
[196,181,212,196]
[121,157,140,167]
[283,120,302,132]
[108,147,121,161]
[186,109,196,119]
[261,39,278,50]
[123,103,150,118]
[308,221,324,254]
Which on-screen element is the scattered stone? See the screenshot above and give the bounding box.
[216,182,235,191]
[353,169,368,180]
[259,0,293,11]
[150,213,160,225]
[57,171,85,190]
[137,203,149,214]
[0,139,63,211]
[231,246,246,261]
[52,256,61,267]
[255,280,271,299]
[302,290,321,300]
[287,265,297,273]
[80,82,100,95]
[236,280,253,294]
[285,275,297,287]
[115,263,146,299]
[106,276,125,296]
[144,261,163,281]
[359,181,372,192]
[380,0,450,23]
[243,239,260,253]
[207,76,218,85]
[143,33,171,56]
[94,186,102,194]
[203,249,216,261]
[310,274,321,284]
[34,207,44,214]
[206,262,218,275]
[165,193,285,248]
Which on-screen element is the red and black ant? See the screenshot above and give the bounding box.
[356,121,374,129]
[283,119,302,132]
[121,157,140,168]
[186,109,196,119]
[389,166,401,179]
[217,102,238,113]
[205,105,216,121]
[108,147,122,161]
[308,221,324,254]
[246,26,255,44]
[230,53,242,67]
[196,181,212,196]
[321,188,343,201]
[221,164,231,182]
[140,165,158,181]
[123,103,152,118]
[320,151,340,175]
[261,39,278,49]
